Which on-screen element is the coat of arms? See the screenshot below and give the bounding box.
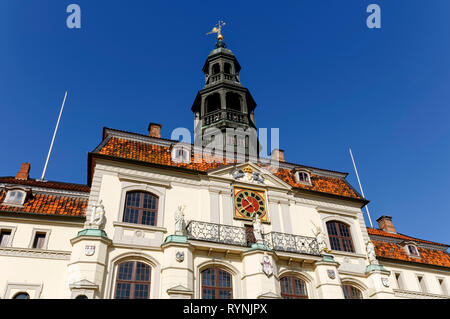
[84,245,95,256]
[261,255,273,277]
[327,269,336,279]
[176,251,185,263]
[381,277,390,287]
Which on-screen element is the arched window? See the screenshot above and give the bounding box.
[226,92,241,112]
[201,267,232,299]
[211,63,220,75]
[115,261,151,299]
[342,285,363,299]
[75,294,88,299]
[280,276,308,299]
[123,192,158,226]
[296,171,311,184]
[12,292,30,299]
[326,221,355,253]
[205,93,221,114]
[224,63,232,74]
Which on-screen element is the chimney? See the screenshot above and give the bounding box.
[271,149,285,162]
[16,162,31,180]
[376,215,396,233]
[148,123,162,138]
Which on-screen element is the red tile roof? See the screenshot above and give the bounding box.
[0,177,90,193]
[372,240,450,268]
[367,228,448,247]
[96,137,362,200]
[367,228,450,268]
[0,190,87,217]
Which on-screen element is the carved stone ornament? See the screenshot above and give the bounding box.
[261,255,273,277]
[381,277,390,288]
[84,245,95,256]
[232,166,265,184]
[176,251,185,263]
[327,269,336,279]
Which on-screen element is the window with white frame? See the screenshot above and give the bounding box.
[3,189,27,205]
[30,230,49,249]
[171,147,190,163]
[295,170,311,184]
[438,278,448,296]
[417,275,427,293]
[404,243,420,257]
[0,229,12,247]
[394,272,405,290]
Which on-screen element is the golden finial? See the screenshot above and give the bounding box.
[206,20,226,41]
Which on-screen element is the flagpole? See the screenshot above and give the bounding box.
[39,91,68,181]
[349,147,374,228]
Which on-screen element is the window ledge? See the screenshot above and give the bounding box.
[113,221,167,233]
[331,250,366,259]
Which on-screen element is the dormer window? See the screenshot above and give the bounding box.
[171,147,190,164]
[407,244,419,256]
[295,170,311,184]
[403,242,420,258]
[3,189,27,206]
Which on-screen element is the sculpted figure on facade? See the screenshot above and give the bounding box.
[366,240,378,265]
[311,223,331,254]
[175,205,186,235]
[253,214,263,244]
[88,200,105,228]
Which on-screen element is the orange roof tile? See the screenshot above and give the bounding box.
[96,137,361,200]
[367,228,448,247]
[0,177,90,193]
[372,240,450,268]
[0,190,87,217]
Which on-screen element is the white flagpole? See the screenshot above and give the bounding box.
[39,91,68,181]
[349,147,374,228]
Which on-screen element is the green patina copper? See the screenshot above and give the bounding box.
[248,243,272,252]
[76,228,109,239]
[164,235,188,244]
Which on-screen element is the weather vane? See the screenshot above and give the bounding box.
[206,20,226,41]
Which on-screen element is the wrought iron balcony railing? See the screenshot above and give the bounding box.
[185,220,320,256]
[186,220,247,246]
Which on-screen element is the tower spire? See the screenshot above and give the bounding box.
[206,20,227,48]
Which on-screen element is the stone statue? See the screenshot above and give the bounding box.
[366,240,378,265]
[175,205,186,235]
[253,214,263,244]
[311,222,330,254]
[88,200,105,228]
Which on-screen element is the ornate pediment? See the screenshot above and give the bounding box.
[207,162,291,189]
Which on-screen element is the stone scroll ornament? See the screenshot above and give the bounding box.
[175,205,186,235]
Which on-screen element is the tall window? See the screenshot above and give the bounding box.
[0,230,12,247]
[342,285,363,299]
[280,276,308,299]
[201,268,232,299]
[417,275,427,293]
[32,232,47,249]
[123,192,158,226]
[115,261,151,299]
[326,221,355,253]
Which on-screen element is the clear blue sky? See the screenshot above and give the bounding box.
[1,1,449,244]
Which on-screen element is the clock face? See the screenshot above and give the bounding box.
[234,187,268,222]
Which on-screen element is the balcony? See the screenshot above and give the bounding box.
[203,109,248,126]
[186,220,320,256]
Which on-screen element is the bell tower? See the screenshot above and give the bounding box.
[191,22,258,158]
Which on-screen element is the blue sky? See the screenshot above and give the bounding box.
[1,1,449,244]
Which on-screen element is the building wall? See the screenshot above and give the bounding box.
[1,158,449,299]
